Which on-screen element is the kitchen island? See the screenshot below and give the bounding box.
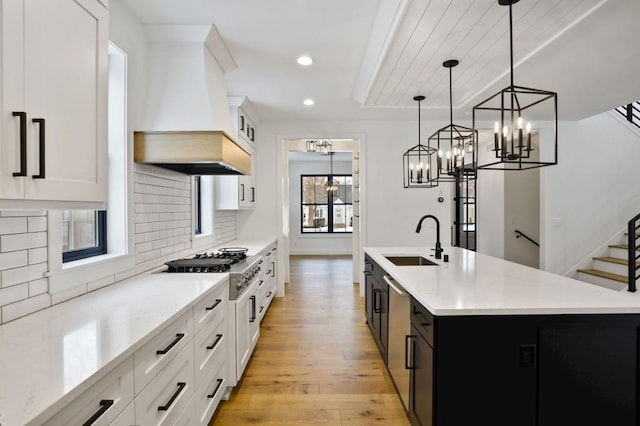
[364,246,640,426]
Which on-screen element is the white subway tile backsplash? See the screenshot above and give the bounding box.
[28,247,47,264]
[28,279,48,297]
[1,232,47,252]
[0,283,28,305]
[0,165,238,324]
[51,284,87,305]
[27,216,47,232]
[2,293,50,323]
[0,217,27,235]
[1,263,48,288]
[87,275,115,292]
[0,251,28,270]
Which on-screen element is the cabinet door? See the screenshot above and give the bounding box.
[378,281,388,356]
[538,325,637,426]
[23,0,107,203]
[235,282,258,381]
[364,272,374,328]
[1,0,27,199]
[409,324,433,426]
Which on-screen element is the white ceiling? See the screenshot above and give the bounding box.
[118,0,640,122]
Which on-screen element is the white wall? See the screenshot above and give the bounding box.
[288,158,352,255]
[236,119,455,279]
[504,167,540,269]
[542,113,640,275]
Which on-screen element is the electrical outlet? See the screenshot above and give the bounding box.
[519,344,536,368]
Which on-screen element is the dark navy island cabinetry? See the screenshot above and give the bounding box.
[364,253,640,426]
[364,256,389,363]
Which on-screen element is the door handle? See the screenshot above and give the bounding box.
[32,118,45,179]
[405,335,416,370]
[12,112,27,177]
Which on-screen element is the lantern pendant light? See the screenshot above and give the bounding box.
[472,0,558,170]
[429,59,476,183]
[403,95,438,188]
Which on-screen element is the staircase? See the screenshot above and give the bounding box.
[578,231,639,292]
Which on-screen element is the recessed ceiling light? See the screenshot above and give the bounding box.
[297,56,313,66]
[303,99,315,106]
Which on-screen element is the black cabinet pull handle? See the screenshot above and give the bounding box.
[266,270,272,275]
[158,382,186,411]
[206,334,223,350]
[240,115,245,131]
[207,378,224,399]
[32,118,45,179]
[259,306,264,314]
[12,112,27,177]
[267,291,272,297]
[249,295,256,322]
[250,127,255,141]
[82,399,114,426]
[156,333,185,355]
[240,183,245,201]
[373,289,381,313]
[251,186,255,202]
[205,299,222,311]
[259,280,264,287]
[270,262,275,277]
[405,335,416,370]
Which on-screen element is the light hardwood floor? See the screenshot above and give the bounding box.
[210,255,410,425]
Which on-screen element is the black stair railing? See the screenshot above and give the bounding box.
[628,213,640,293]
[514,230,539,247]
[615,102,640,129]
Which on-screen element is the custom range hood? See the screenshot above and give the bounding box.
[134,25,251,175]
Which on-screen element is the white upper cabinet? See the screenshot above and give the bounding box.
[0,0,108,208]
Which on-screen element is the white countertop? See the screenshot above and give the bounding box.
[365,246,640,316]
[0,272,228,426]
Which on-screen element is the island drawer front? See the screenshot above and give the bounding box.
[43,356,134,426]
[193,282,228,334]
[364,256,387,288]
[411,298,435,347]
[194,356,226,425]
[134,309,194,395]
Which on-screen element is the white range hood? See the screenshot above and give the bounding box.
[134,25,250,175]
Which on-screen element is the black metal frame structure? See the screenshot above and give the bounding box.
[430,60,477,183]
[616,102,640,129]
[454,176,476,251]
[194,176,202,235]
[628,213,640,293]
[403,95,438,188]
[473,0,558,171]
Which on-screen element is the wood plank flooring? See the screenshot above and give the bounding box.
[210,255,409,425]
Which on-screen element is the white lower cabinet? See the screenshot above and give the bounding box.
[134,310,194,395]
[173,395,196,426]
[235,278,259,381]
[135,340,195,426]
[194,308,226,388]
[43,356,134,426]
[194,357,226,425]
[110,401,135,426]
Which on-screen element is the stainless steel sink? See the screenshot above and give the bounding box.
[384,256,438,266]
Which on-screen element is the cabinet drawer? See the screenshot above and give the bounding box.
[135,342,195,426]
[134,310,193,394]
[174,395,195,426]
[193,282,227,334]
[194,308,226,388]
[411,298,435,347]
[109,401,134,426]
[43,356,134,426]
[194,357,226,425]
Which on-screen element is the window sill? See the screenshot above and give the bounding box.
[47,253,136,294]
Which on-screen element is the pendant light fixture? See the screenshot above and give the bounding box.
[429,59,476,183]
[403,95,437,188]
[325,152,340,196]
[472,0,558,170]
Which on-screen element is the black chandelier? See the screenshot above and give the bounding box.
[472,0,558,170]
[403,95,437,188]
[429,59,476,183]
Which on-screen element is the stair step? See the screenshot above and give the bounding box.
[577,268,627,283]
[593,257,630,275]
[609,244,640,250]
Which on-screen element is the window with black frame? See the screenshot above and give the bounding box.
[301,174,353,233]
[62,210,107,262]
